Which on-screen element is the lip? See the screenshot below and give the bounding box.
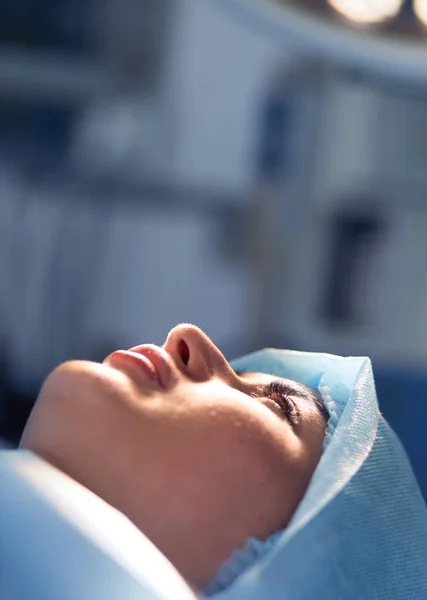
[104,350,159,386]
[127,344,174,389]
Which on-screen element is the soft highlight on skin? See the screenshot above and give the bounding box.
[20,324,327,588]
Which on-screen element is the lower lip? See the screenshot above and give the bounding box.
[104,350,159,385]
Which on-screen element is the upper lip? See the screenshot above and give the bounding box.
[128,344,174,389]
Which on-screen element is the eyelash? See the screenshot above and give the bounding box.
[262,380,300,425]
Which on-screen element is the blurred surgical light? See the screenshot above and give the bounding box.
[414,0,427,27]
[327,0,404,24]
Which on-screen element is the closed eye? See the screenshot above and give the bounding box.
[248,379,301,426]
[264,380,301,425]
[237,372,326,425]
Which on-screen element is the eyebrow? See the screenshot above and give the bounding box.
[236,371,329,423]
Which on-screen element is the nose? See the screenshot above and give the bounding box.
[163,324,233,382]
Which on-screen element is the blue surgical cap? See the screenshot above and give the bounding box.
[203,349,427,599]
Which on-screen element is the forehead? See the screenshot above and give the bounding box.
[240,372,284,384]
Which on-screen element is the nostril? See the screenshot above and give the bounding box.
[178,339,190,366]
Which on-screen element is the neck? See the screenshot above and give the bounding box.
[132,508,241,589]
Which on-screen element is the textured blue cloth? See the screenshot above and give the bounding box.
[203,349,427,599]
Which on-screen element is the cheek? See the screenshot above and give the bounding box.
[162,384,302,487]
[155,396,309,531]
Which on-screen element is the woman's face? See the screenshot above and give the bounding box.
[20,324,327,588]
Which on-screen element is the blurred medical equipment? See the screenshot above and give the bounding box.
[254,64,427,367]
[215,1,427,361]
[328,0,404,24]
